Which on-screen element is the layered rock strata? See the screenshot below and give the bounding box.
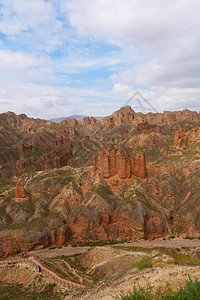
[93,147,147,179]
[14,182,28,202]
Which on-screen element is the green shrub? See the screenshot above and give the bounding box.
[184,236,194,240]
[132,256,152,270]
[170,235,175,239]
[116,285,153,300]
[70,239,122,247]
[163,277,200,299]
[116,278,200,300]
[173,252,200,266]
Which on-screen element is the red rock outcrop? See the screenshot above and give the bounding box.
[144,212,168,239]
[52,225,71,246]
[60,118,78,126]
[43,150,72,169]
[93,147,147,179]
[51,136,71,148]
[147,165,168,176]
[16,160,34,175]
[68,209,144,241]
[173,128,187,149]
[101,106,135,128]
[67,127,76,136]
[101,106,200,129]
[83,116,100,126]
[14,182,28,202]
[0,225,70,257]
[146,109,200,124]
[137,121,158,132]
[19,144,32,156]
[173,127,200,149]
[16,148,73,175]
[84,135,90,142]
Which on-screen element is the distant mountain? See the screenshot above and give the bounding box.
[50,115,103,123]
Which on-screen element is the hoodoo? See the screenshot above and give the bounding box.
[93,146,147,179]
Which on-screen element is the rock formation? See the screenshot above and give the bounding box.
[14,182,28,202]
[43,149,72,169]
[101,106,200,129]
[173,128,187,149]
[60,117,78,126]
[102,106,135,128]
[93,146,147,179]
[137,121,158,132]
[51,136,71,148]
[1,107,200,258]
[83,116,100,126]
[19,144,32,156]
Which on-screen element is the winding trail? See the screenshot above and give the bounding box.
[0,187,15,196]
[0,256,85,289]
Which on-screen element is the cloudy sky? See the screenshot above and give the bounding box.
[0,0,200,119]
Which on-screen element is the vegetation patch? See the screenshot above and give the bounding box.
[116,278,200,300]
[132,256,152,270]
[0,283,66,300]
[113,246,153,253]
[70,239,123,247]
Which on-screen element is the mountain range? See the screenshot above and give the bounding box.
[0,106,200,257]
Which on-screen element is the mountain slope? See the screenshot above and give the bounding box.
[0,106,199,257]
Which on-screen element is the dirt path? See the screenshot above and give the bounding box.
[122,238,200,248]
[29,246,90,258]
[0,256,85,289]
[28,238,200,259]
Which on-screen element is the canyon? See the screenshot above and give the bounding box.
[0,106,200,257]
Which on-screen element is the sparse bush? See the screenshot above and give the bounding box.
[173,252,200,266]
[170,235,175,239]
[184,236,194,240]
[116,278,200,300]
[132,256,152,270]
[70,239,122,247]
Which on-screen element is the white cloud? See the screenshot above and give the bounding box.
[0,0,55,36]
[112,83,132,95]
[0,0,200,117]
[62,0,200,48]
[0,50,44,68]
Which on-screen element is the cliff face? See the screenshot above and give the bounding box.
[14,182,28,202]
[101,106,200,128]
[93,147,147,179]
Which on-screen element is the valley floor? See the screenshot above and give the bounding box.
[29,238,200,258]
[0,238,199,300]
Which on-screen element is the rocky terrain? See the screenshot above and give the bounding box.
[66,261,200,300]
[0,260,72,298]
[0,106,200,257]
[1,241,199,299]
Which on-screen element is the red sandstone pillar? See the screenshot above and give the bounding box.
[102,155,110,178]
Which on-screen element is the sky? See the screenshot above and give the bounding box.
[0,0,200,119]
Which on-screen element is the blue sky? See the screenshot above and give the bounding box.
[0,0,200,119]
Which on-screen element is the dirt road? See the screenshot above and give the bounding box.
[28,238,199,258]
